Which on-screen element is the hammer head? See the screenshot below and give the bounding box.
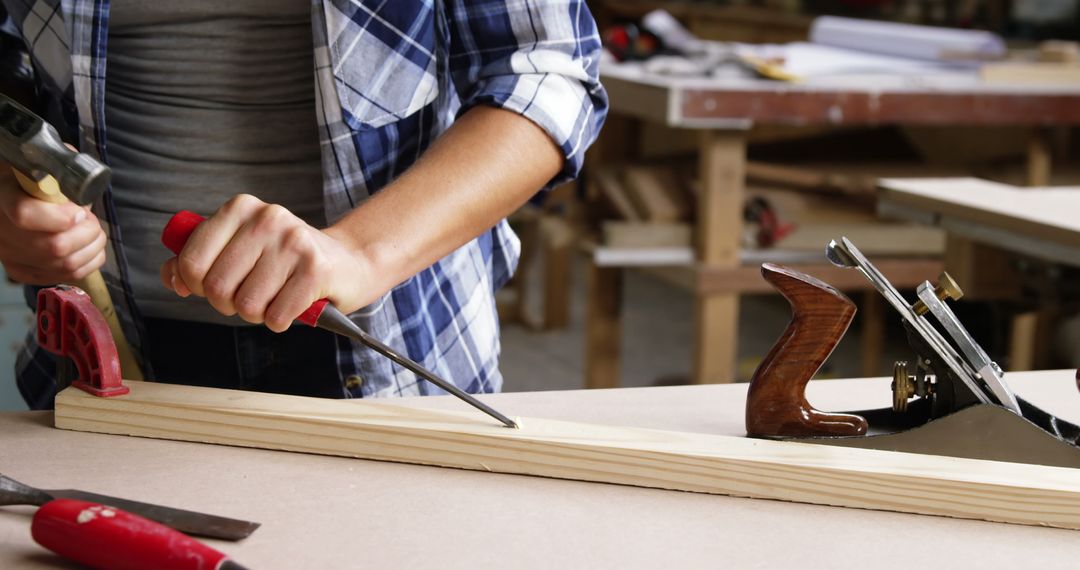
[0,93,109,205]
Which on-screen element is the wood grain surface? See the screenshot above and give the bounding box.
[55,381,1080,530]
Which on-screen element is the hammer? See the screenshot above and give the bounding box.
[0,93,143,380]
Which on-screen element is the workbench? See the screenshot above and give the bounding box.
[587,62,1080,388]
[3,370,1079,568]
[879,177,1080,268]
[879,177,1080,369]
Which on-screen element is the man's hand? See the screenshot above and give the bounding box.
[0,166,107,284]
[161,194,376,332]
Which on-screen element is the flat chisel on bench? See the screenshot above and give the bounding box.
[0,473,259,541]
[162,210,518,429]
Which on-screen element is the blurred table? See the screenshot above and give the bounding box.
[879,177,1080,369]
[879,177,1080,266]
[587,62,1080,388]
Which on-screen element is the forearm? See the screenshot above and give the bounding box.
[325,105,563,294]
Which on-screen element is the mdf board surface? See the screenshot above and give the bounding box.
[56,381,1080,530]
[879,177,1080,248]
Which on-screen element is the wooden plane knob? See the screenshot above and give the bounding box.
[746,264,868,438]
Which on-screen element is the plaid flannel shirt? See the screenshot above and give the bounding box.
[4,0,607,408]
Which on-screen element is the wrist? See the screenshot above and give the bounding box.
[323,223,400,297]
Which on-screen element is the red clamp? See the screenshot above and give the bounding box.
[36,286,128,397]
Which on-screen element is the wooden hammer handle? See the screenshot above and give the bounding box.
[10,170,143,380]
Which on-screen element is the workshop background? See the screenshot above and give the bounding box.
[2,0,1080,409]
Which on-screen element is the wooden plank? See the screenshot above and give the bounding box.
[593,167,642,221]
[676,87,1080,127]
[55,381,1080,530]
[595,75,674,126]
[982,63,1080,86]
[603,221,692,248]
[775,223,945,256]
[622,167,691,222]
[746,161,830,190]
[695,259,944,295]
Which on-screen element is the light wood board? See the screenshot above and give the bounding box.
[982,62,1080,86]
[878,177,1080,249]
[56,381,1080,530]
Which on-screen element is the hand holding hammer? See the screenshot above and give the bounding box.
[0,94,142,380]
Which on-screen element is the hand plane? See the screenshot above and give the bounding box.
[746,237,1080,468]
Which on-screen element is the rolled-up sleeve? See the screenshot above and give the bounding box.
[446,0,609,189]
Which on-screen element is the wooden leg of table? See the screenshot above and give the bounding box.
[585,262,623,389]
[540,216,574,330]
[1009,311,1038,371]
[693,130,747,384]
[860,291,885,378]
[1027,127,1052,187]
[694,294,739,384]
[1007,127,1054,370]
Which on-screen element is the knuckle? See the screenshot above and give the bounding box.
[265,314,290,332]
[259,204,290,224]
[235,296,264,321]
[60,255,82,273]
[282,226,312,252]
[10,200,35,228]
[177,254,208,281]
[224,194,257,210]
[203,274,231,300]
[46,235,69,257]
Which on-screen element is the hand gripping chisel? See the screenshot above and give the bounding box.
[161,210,518,429]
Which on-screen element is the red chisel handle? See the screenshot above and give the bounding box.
[32,499,247,570]
[162,210,328,326]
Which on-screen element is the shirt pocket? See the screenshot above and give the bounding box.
[319,0,440,130]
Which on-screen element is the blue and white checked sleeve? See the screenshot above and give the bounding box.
[445,0,608,189]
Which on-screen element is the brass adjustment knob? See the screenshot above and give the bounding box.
[892,361,915,412]
[912,272,963,315]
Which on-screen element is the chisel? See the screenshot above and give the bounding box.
[32,499,248,570]
[0,473,259,541]
[162,210,518,429]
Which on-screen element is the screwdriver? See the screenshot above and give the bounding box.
[32,498,248,570]
[162,211,518,429]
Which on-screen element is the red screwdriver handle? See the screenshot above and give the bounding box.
[162,210,329,327]
[32,499,240,570]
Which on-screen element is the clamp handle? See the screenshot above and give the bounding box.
[162,211,329,327]
[746,264,866,438]
[36,286,128,397]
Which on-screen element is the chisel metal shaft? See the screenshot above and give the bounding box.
[312,302,518,428]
